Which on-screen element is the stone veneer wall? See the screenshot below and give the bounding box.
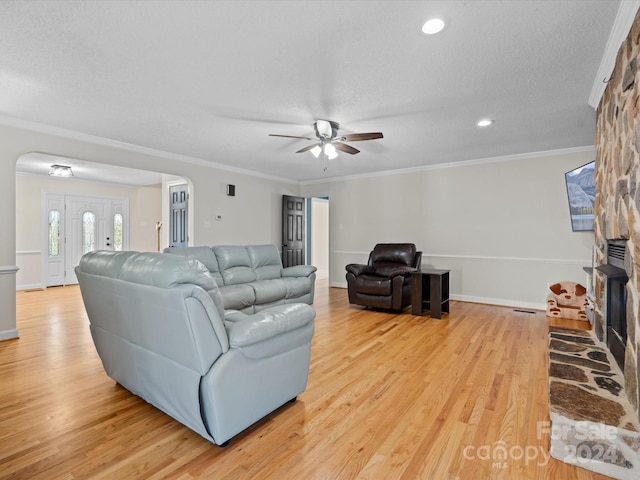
[594,8,640,421]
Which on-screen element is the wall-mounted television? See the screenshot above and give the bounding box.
[565,161,595,231]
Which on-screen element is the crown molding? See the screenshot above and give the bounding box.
[0,118,596,188]
[0,114,299,185]
[300,145,595,185]
[588,0,640,109]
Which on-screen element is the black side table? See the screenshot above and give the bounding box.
[411,268,450,318]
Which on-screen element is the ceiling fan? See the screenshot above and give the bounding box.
[269,120,383,160]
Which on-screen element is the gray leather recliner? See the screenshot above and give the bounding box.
[75,250,315,446]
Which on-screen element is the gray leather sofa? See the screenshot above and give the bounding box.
[163,244,316,313]
[75,250,315,446]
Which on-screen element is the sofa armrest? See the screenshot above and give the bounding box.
[226,303,315,347]
[345,263,374,276]
[281,265,317,278]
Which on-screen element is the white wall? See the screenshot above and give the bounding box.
[310,197,329,279]
[15,173,163,289]
[130,184,163,252]
[301,148,596,310]
[0,121,300,341]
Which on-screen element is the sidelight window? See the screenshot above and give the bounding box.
[48,210,61,257]
[82,211,96,254]
[113,214,123,251]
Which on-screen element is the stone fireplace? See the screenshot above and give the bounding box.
[594,8,640,422]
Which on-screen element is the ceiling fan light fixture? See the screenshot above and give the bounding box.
[477,119,494,127]
[422,18,445,35]
[270,119,382,168]
[310,145,322,158]
[324,143,338,160]
[315,120,334,138]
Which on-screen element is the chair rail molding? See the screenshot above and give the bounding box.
[421,253,590,266]
[334,250,590,266]
[0,265,19,274]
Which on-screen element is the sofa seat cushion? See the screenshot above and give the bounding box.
[218,284,256,311]
[351,274,392,296]
[251,279,287,304]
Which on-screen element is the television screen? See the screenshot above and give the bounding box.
[565,161,595,231]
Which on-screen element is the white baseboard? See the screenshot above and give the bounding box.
[16,283,44,291]
[329,282,545,311]
[0,329,19,341]
[450,294,545,312]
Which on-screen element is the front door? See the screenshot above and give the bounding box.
[45,194,129,286]
[282,195,306,267]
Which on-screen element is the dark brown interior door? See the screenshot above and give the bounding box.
[282,195,305,267]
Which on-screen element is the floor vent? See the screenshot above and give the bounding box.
[513,309,536,314]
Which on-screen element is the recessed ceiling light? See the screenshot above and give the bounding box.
[422,18,445,35]
[477,119,494,127]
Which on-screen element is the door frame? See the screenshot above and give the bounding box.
[308,196,329,280]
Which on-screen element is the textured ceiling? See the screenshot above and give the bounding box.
[16,153,166,188]
[2,0,621,183]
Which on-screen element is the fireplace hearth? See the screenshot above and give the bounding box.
[547,326,640,479]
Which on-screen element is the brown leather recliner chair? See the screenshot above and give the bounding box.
[345,243,422,310]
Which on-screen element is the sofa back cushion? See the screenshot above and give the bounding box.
[119,252,216,290]
[247,244,283,280]
[370,243,417,267]
[78,250,139,277]
[163,246,223,286]
[213,246,257,285]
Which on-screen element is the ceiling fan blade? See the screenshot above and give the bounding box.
[269,134,315,140]
[296,143,321,153]
[334,142,360,155]
[340,132,384,142]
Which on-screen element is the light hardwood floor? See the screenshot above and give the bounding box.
[1,282,608,479]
